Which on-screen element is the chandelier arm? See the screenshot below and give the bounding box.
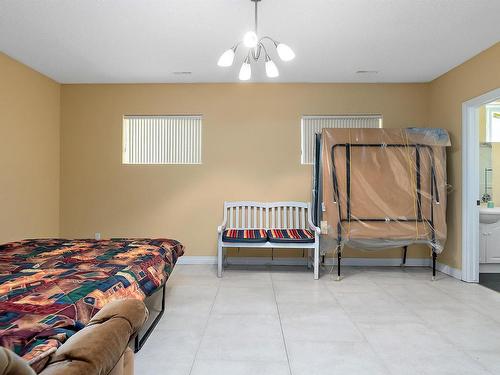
[251,43,265,61]
[249,41,273,62]
[231,42,241,52]
[251,48,257,61]
[259,36,279,47]
[259,42,271,59]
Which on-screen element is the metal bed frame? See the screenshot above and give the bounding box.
[330,143,440,280]
[133,283,166,352]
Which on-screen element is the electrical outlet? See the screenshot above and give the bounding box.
[320,221,328,235]
[95,232,101,240]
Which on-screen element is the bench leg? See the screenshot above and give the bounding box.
[432,250,437,281]
[313,243,319,280]
[401,245,408,267]
[217,240,223,278]
[337,250,341,281]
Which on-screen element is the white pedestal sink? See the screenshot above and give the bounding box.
[480,208,500,263]
[479,207,500,224]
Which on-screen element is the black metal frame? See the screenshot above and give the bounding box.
[134,283,166,352]
[331,143,440,280]
[312,133,322,227]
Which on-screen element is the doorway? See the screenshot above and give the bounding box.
[462,88,500,283]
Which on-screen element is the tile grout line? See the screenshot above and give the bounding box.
[404,276,496,374]
[270,272,294,375]
[322,273,400,375]
[187,272,222,375]
[326,270,493,374]
[431,275,500,324]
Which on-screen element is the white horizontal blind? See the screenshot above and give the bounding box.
[301,115,382,164]
[123,115,202,164]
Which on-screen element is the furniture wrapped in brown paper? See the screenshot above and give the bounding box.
[320,128,450,279]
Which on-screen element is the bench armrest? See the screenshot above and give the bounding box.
[307,217,321,235]
[217,218,227,234]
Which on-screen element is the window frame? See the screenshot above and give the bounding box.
[300,114,383,165]
[486,104,500,143]
[122,115,203,165]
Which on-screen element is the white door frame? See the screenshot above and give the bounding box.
[462,87,500,282]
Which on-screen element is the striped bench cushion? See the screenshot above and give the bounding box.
[222,229,268,243]
[267,229,315,243]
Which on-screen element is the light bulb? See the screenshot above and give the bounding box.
[276,43,295,61]
[239,60,251,81]
[243,31,258,48]
[217,48,235,67]
[265,58,279,78]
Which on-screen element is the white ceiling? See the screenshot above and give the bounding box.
[0,0,499,83]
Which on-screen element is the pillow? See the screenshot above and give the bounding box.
[222,229,267,243]
[267,229,315,243]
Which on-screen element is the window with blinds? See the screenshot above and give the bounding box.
[123,115,202,164]
[301,115,382,164]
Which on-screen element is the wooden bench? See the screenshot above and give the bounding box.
[217,201,321,279]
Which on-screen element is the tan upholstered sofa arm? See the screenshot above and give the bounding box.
[0,347,36,375]
[0,299,148,375]
[40,299,148,375]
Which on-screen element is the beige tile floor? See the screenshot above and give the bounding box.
[135,265,500,375]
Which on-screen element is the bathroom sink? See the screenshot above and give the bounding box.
[479,207,500,224]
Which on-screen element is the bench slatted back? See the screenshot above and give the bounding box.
[224,201,310,230]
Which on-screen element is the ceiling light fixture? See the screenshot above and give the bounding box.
[217,0,295,80]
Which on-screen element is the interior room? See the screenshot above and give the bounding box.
[0,1,499,374]
[479,100,500,291]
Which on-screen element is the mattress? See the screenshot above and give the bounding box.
[0,238,184,367]
[320,128,450,253]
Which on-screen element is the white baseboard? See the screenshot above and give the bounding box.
[177,256,462,280]
[176,256,217,265]
[436,261,462,279]
[176,256,307,266]
[178,256,432,268]
[322,257,431,267]
[226,257,308,266]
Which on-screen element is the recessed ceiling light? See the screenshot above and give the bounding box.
[356,70,379,74]
[173,71,192,75]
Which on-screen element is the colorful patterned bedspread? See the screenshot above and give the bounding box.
[0,238,184,366]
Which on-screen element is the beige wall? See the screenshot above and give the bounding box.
[4,41,498,267]
[429,42,500,269]
[0,53,60,243]
[60,83,431,258]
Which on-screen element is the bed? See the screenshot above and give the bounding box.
[0,238,184,370]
